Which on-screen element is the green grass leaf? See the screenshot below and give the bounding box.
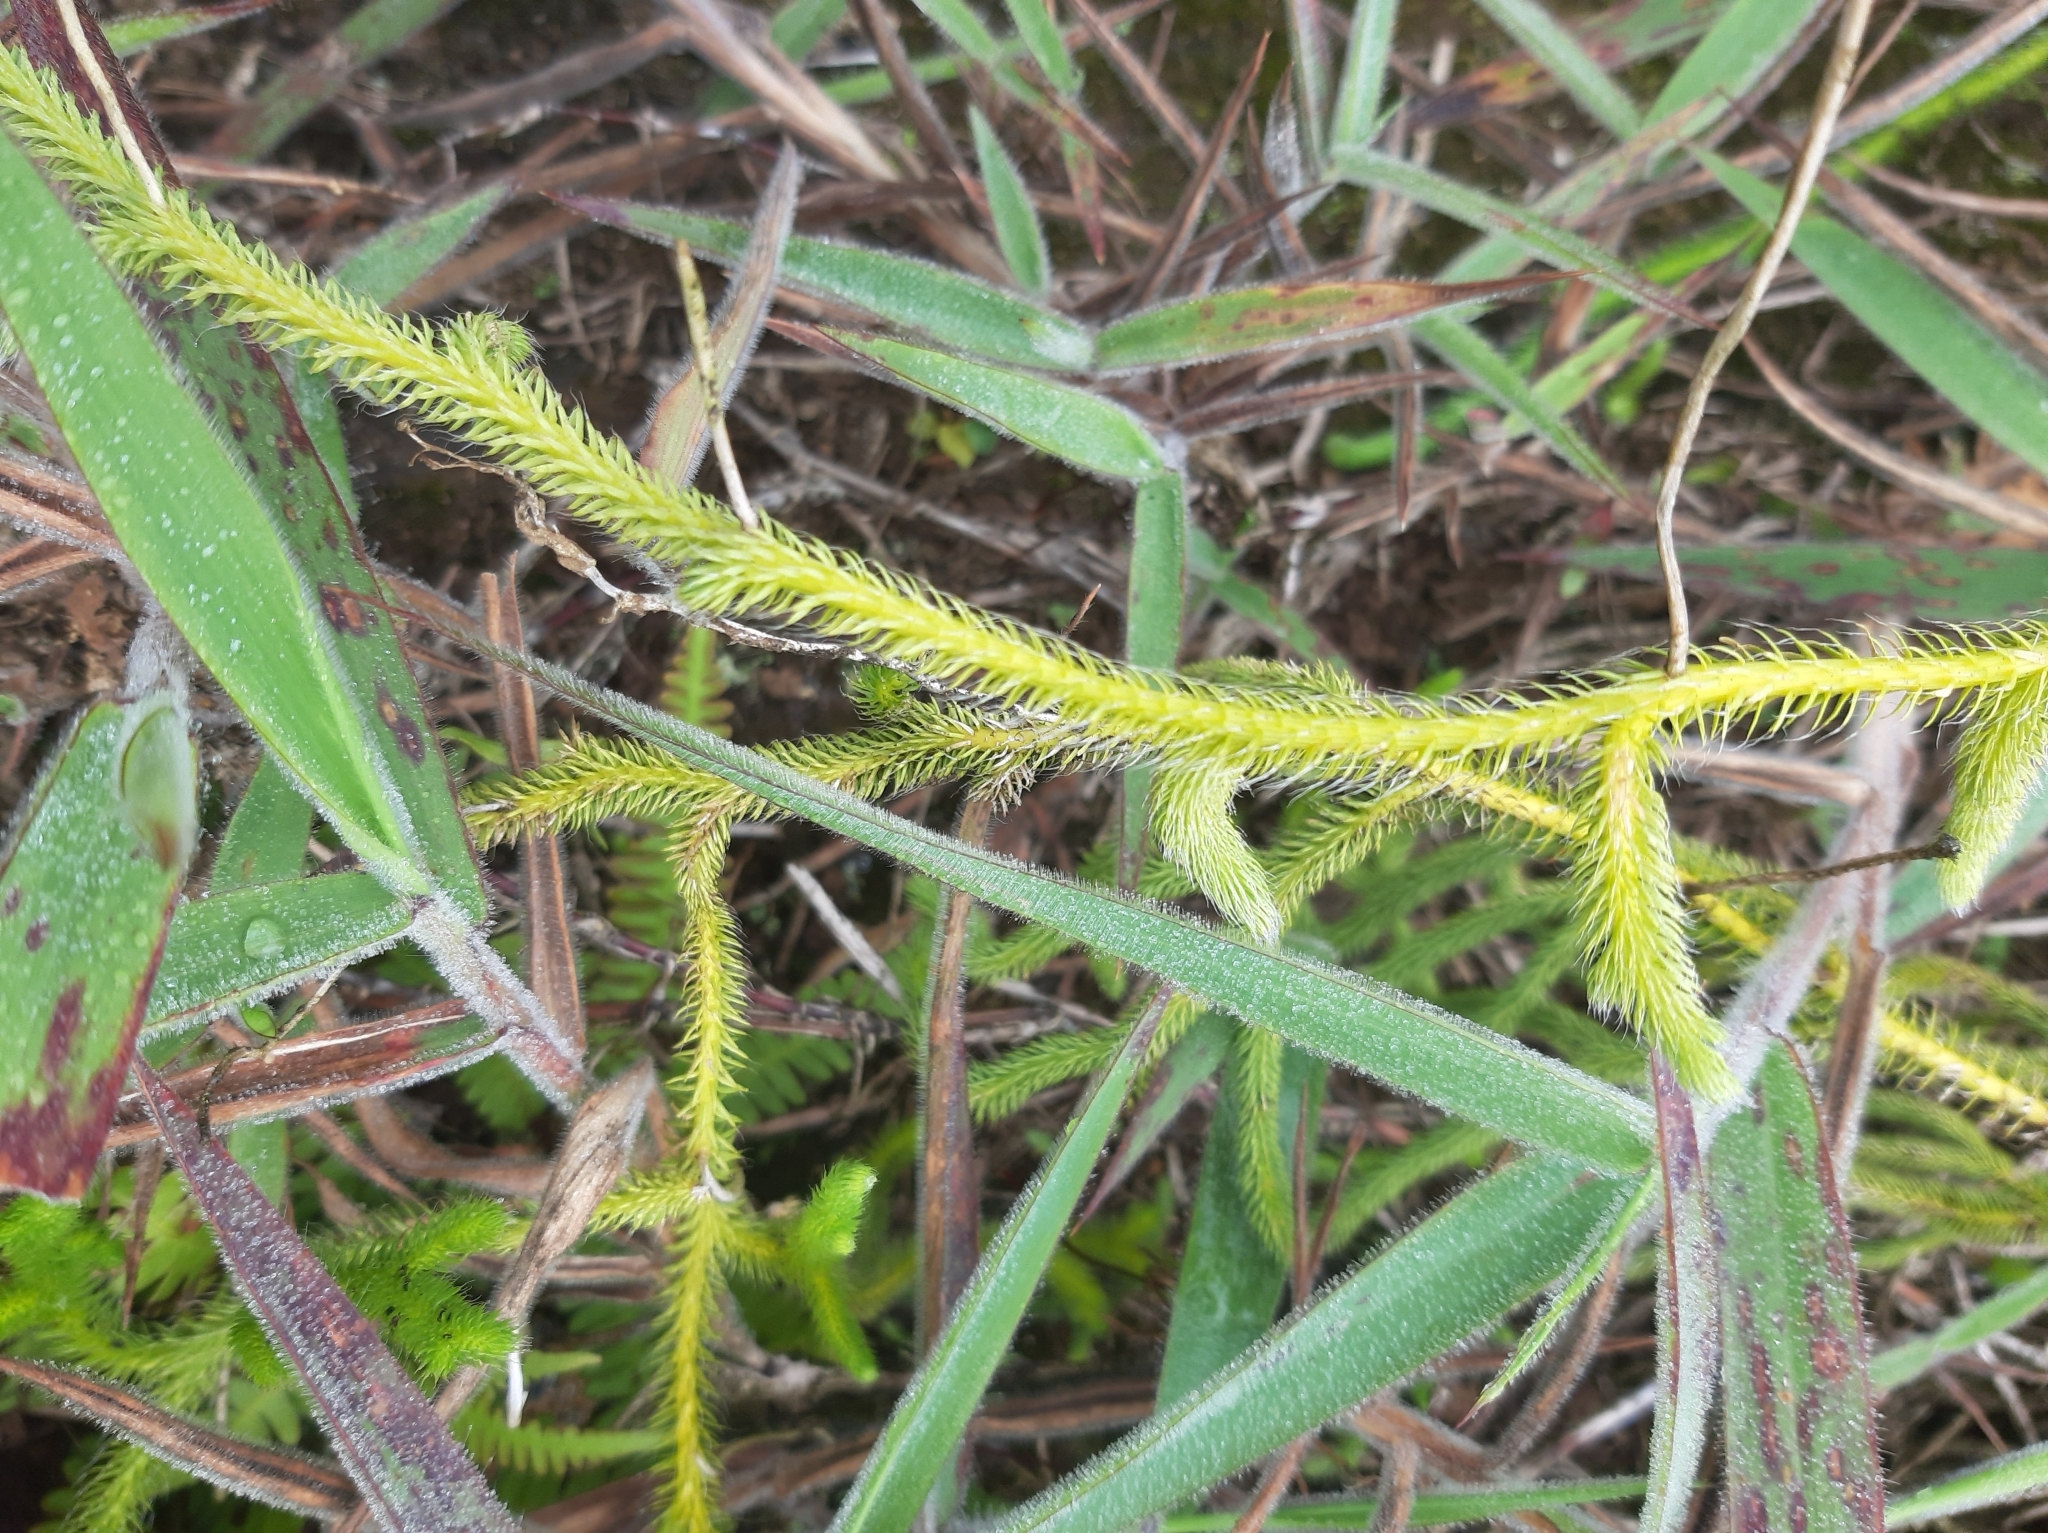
[1870,1261,2048,1393]
[563,195,1094,370]
[1892,1443,2048,1528]
[1559,540,2048,623]
[988,1156,1640,1533]
[489,647,1658,1173]
[1711,1043,1884,1533]
[329,183,507,308]
[212,755,313,892]
[1646,0,1828,126]
[1473,0,1641,138]
[102,0,273,57]
[0,699,192,1199]
[1160,1479,1650,1530]
[1000,0,1079,97]
[824,328,1165,479]
[828,995,1162,1533]
[1703,148,2048,483]
[970,105,1052,297]
[150,873,412,1032]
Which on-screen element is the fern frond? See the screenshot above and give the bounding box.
[459,1413,667,1475]
[1150,763,1282,942]
[1225,1025,1293,1263]
[1941,665,2048,908]
[1879,1010,2048,1141]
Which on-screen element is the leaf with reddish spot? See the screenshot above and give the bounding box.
[135,1058,523,1532]
[0,699,193,1200]
[1710,1042,1883,1533]
[1092,274,1562,373]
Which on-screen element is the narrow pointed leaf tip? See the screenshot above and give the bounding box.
[137,1059,523,1532]
[0,699,192,1200]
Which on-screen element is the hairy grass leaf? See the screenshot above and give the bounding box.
[1559,540,2048,622]
[1095,274,1561,373]
[1645,0,1827,126]
[0,699,192,1199]
[1160,1479,1651,1530]
[136,1058,523,1531]
[487,647,1658,1173]
[1711,1042,1883,1533]
[1704,149,2048,483]
[212,755,314,891]
[823,327,1165,479]
[101,0,276,56]
[1891,1443,2048,1527]
[331,183,509,307]
[0,1357,354,1516]
[1154,1033,1308,1407]
[641,145,798,488]
[1641,1054,1720,1533]
[1328,0,1395,152]
[150,873,412,1032]
[970,104,1051,297]
[828,993,1164,1533]
[566,196,1095,370]
[988,1156,1638,1533]
[1472,0,1641,139]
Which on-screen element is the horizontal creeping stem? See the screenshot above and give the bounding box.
[6,49,2048,792]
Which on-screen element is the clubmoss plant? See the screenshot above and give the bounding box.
[14,39,2048,1526]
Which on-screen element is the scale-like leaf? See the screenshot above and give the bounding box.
[822,328,1165,480]
[137,1059,523,1531]
[1559,540,2048,622]
[970,105,1051,297]
[0,699,192,1198]
[1704,149,2048,483]
[829,996,1164,1533]
[564,195,1095,370]
[485,645,1658,1173]
[149,873,413,1032]
[1096,273,1563,373]
[1711,1042,1883,1533]
[988,1156,1637,1533]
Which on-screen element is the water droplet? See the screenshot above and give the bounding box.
[242,917,285,959]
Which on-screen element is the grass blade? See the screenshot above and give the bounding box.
[1559,540,2048,623]
[0,101,483,920]
[1640,1054,1719,1533]
[0,698,192,1198]
[827,992,1167,1533]
[970,104,1052,297]
[1082,1008,1230,1222]
[1892,1444,2048,1527]
[481,645,1658,1173]
[331,183,509,308]
[1154,1032,1305,1408]
[820,327,1165,479]
[0,1358,353,1517]
[561,195,1095,370]
[641,144,799,488]
[1001,0,1079,97]
[1646,0,1828,125]
[1097,273,1563,372]
[988,1156,1637,1533]
[1472,0,1641,139]
[102,0,275,56]
[110,1002,497,1154]
[135,1058,523,1532]
[1711,1042,1884,1533]
[1703,148,2048,483]
[1870,1261,2048,1393]
[1328,0,1395,152]
[1160,1479,1651,1530]
[149,873,413,1032]
[1473,1172,1652,1411]
[212,755,313,891]
[1411,315,1628,497]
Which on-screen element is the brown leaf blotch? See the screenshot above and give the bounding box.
[25,917,48,952]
